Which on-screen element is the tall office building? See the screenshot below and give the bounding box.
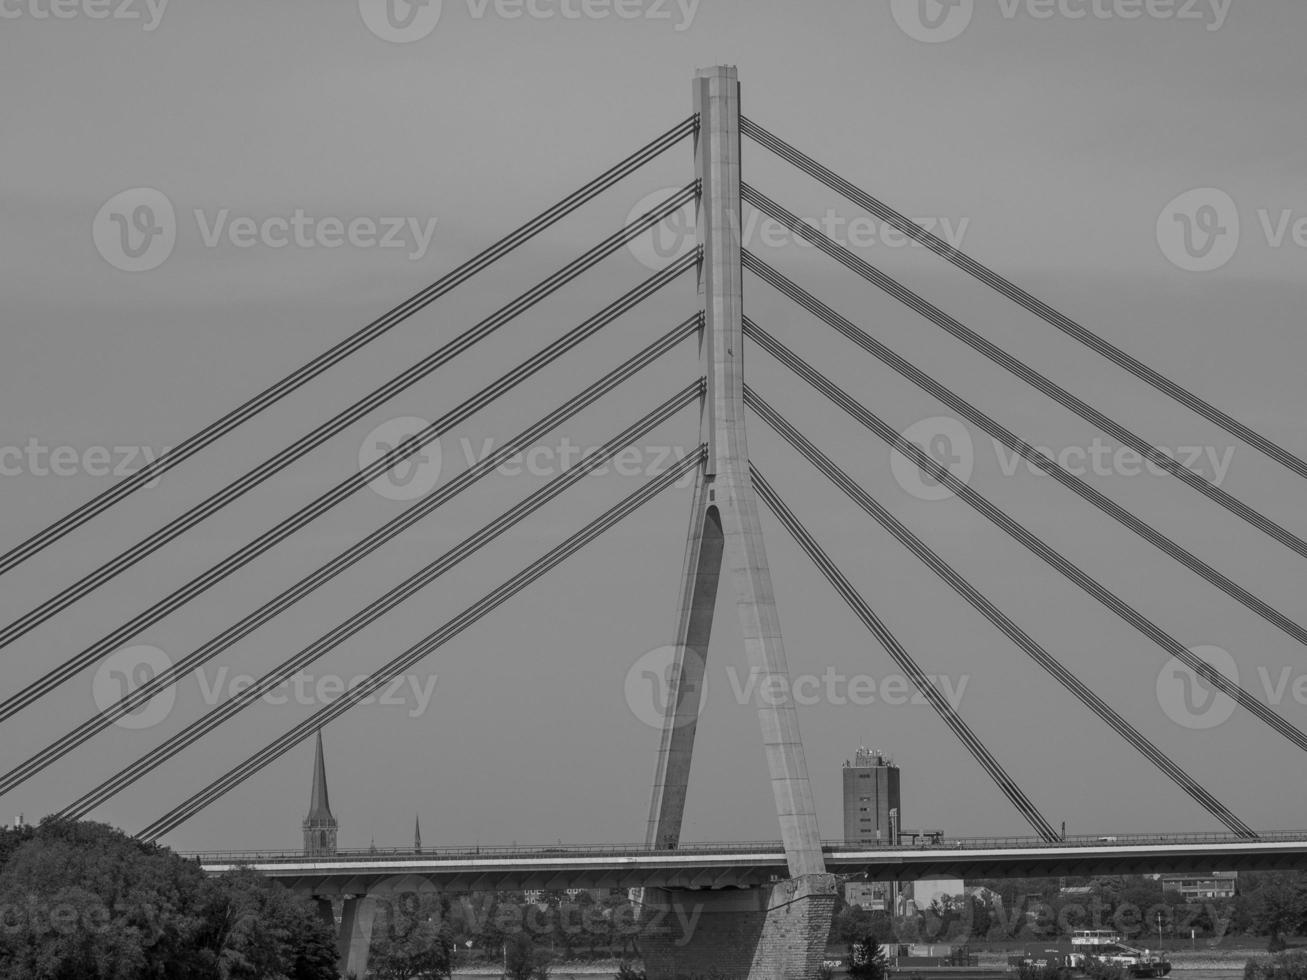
[843,747,900,846]
[841,747,902,913]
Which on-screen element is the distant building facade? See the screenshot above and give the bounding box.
[844,880,890,912]
[302,731,338,857]
[843,747,900,846]
[843,747,903,913]
[1160,872,1238,900]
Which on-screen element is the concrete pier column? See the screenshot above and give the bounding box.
[640,875,838,980]
[337,895,377,979]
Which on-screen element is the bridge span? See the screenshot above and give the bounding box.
[195,832,1307,895]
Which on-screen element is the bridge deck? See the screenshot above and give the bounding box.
[193,833,1307,894]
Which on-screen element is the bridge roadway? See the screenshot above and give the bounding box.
[193,832,1307,895]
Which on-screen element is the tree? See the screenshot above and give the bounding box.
[848,934,888,980]
[1019,965,1070,980]
[370,893,454,980]
[1251,875,1306,949]
[0,818,337,980]
[832,905,878,946]
[1246,949,1307,980]
[503,930,552,980]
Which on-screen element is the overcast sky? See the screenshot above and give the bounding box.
[1,0,1306,855]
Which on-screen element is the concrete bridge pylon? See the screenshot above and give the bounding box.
[642,65,837,980]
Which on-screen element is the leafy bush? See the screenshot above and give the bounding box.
[1018,963,1071,980]
[1246,949,1307,980]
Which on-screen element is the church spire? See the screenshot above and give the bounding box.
[414,814,422,854]
[307,730,332,821]
[302,730,338,856]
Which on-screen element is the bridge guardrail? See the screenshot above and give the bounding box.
[186,830,1307,865]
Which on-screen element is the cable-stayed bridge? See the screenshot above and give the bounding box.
[4,66,1307,977]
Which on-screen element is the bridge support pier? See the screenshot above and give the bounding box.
[336,895,377,979]
[312,895,335,931]
[640,875,838,980]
